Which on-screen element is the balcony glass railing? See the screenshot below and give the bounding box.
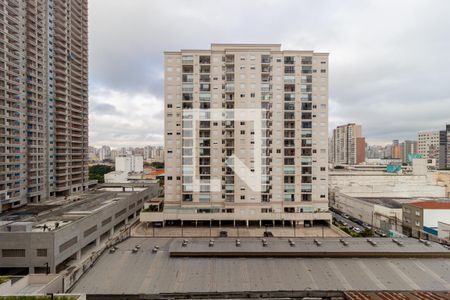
[284,166,295,174]
[301,184,312,193]
[284,75,295,84]
[284,194,295,201]
[284,184,295,193]
[182,83,194,92]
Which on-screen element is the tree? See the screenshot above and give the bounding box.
[150,161,164,169]
[89,164,114,183]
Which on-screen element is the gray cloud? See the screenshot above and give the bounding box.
[88,0,450,147]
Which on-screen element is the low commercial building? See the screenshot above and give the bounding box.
[329,165,448,233]
[402,201,450,238]
[0,183,159,274]
[438,221,450,241]
[330,192,405,232]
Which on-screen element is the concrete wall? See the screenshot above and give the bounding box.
[433,171,450,197]
[330,172,446,198]
[0,274,62,295]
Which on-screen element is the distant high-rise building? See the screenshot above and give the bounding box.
[99,146,111,161]
[330,123,365,165]
[366,145,384,159]
[391,140,401,159]
[418,131,440,165]
[115,155,144,173]
[439,125,450,170]
[0,0,89,211]
[400,140,418,164]
[162,44,330,225]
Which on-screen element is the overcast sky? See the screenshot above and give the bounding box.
[88,0,450,148]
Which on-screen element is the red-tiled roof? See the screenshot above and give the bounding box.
[149,169,164,176]
[410,201,450,209]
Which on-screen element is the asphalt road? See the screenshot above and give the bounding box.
[332,212,363,232]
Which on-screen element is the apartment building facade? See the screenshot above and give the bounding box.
[160,44,330,226]
[330,123,365,165]
[418,131,440,160]
[439,125,450,170]
[0,0,89,212]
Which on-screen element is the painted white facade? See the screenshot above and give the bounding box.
[115,155,144,173]
[423,209,450,228]
[437,222,450,239]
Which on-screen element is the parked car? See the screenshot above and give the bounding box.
[263,231,274,237]
[353,227,362,233]
[342,214,350,219]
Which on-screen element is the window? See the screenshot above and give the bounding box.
[102,217,112,226]
[37,249,47,257]
[115,209,126,218]
[59,237,78,253]
[251,93,255,98]
[2,249,25,257]
[240,122,245,125]
[167,176,173,180]
[240,195,245,200]
[320,167,326,171]
[167,104,172,108]
[84,225,97,238]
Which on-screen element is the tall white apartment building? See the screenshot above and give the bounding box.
[0,0,89,212]
[115,155,144,173]
[330,123,365,165]
[158,44,330,226]
[99,145,111,161]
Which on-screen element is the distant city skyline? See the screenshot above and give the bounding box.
[88,0,450,147]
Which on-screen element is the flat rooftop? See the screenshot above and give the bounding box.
[0,187,144,232]
[71,237,450,294]
[356,197,450,209]
[169,237,450,258]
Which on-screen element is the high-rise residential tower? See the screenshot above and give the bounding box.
[160,44,330,226]
[418,131,440,164]
[330,123,365,165]
[0,0,89,212]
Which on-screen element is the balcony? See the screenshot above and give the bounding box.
[182,56,194,64]
[284,103,295,111]
[302,66,312,74]
[284,57,295,64]
[301,57,313,64]
[261,55,271,64]
[284,84,295,92]
[182,65,193,73]
[284,75,295,84]
[199,56,211,64]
